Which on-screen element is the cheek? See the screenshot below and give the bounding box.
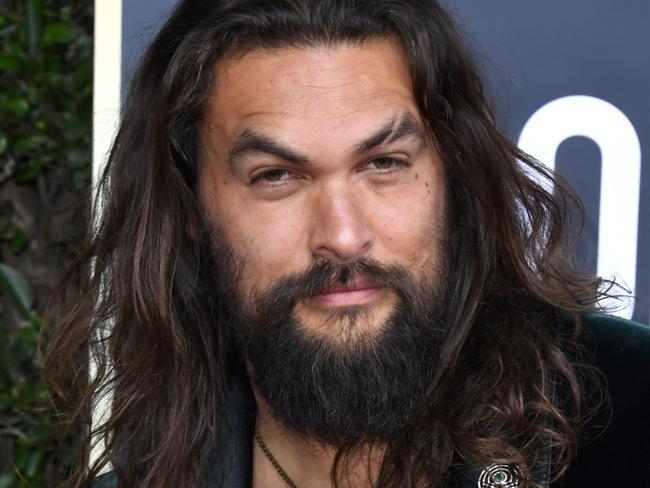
[371,169,444,269]
[209,192,311,295]
[240,220,303,285]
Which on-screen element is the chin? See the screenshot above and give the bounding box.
[293,301,396,347]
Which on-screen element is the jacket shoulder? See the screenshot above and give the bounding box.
[580,311,650,346]
[579,312,650,377]
[576,312,650,425]
[559,313,650,486]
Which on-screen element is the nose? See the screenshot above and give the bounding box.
[309,183,373,262]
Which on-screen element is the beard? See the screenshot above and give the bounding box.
[208,231,451,448]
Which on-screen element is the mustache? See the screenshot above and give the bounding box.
[249,257,424,320]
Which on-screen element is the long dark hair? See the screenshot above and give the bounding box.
[44,1,612,486]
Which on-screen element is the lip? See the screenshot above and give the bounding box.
[310,283,384,307]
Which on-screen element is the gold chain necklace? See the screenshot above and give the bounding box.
[254,427,299,488]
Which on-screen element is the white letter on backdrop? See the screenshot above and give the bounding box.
[518,95,641,319]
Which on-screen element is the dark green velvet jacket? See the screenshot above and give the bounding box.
[93,313,650,487]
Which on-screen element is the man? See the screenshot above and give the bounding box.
[45,1,650,487]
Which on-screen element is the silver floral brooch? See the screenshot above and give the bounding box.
[477,463,521,488]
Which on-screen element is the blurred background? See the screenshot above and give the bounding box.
[0,0,91,486]
[0,0,648,486]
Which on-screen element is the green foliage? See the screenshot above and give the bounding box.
[0,1,92,190]
[0,264,51,488]
[0,0,93,485]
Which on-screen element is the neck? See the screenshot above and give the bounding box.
[251,390,384,488]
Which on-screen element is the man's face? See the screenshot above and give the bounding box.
[199,39,446,342]
[199,39,450,444]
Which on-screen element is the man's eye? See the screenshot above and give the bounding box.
[366,157,410,172]
[250,168,293,184]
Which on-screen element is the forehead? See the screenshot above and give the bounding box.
[202,39,422,149]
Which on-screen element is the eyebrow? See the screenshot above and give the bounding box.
[352,112,426,155]
[226,112,427,172]
[227,130,311,171]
